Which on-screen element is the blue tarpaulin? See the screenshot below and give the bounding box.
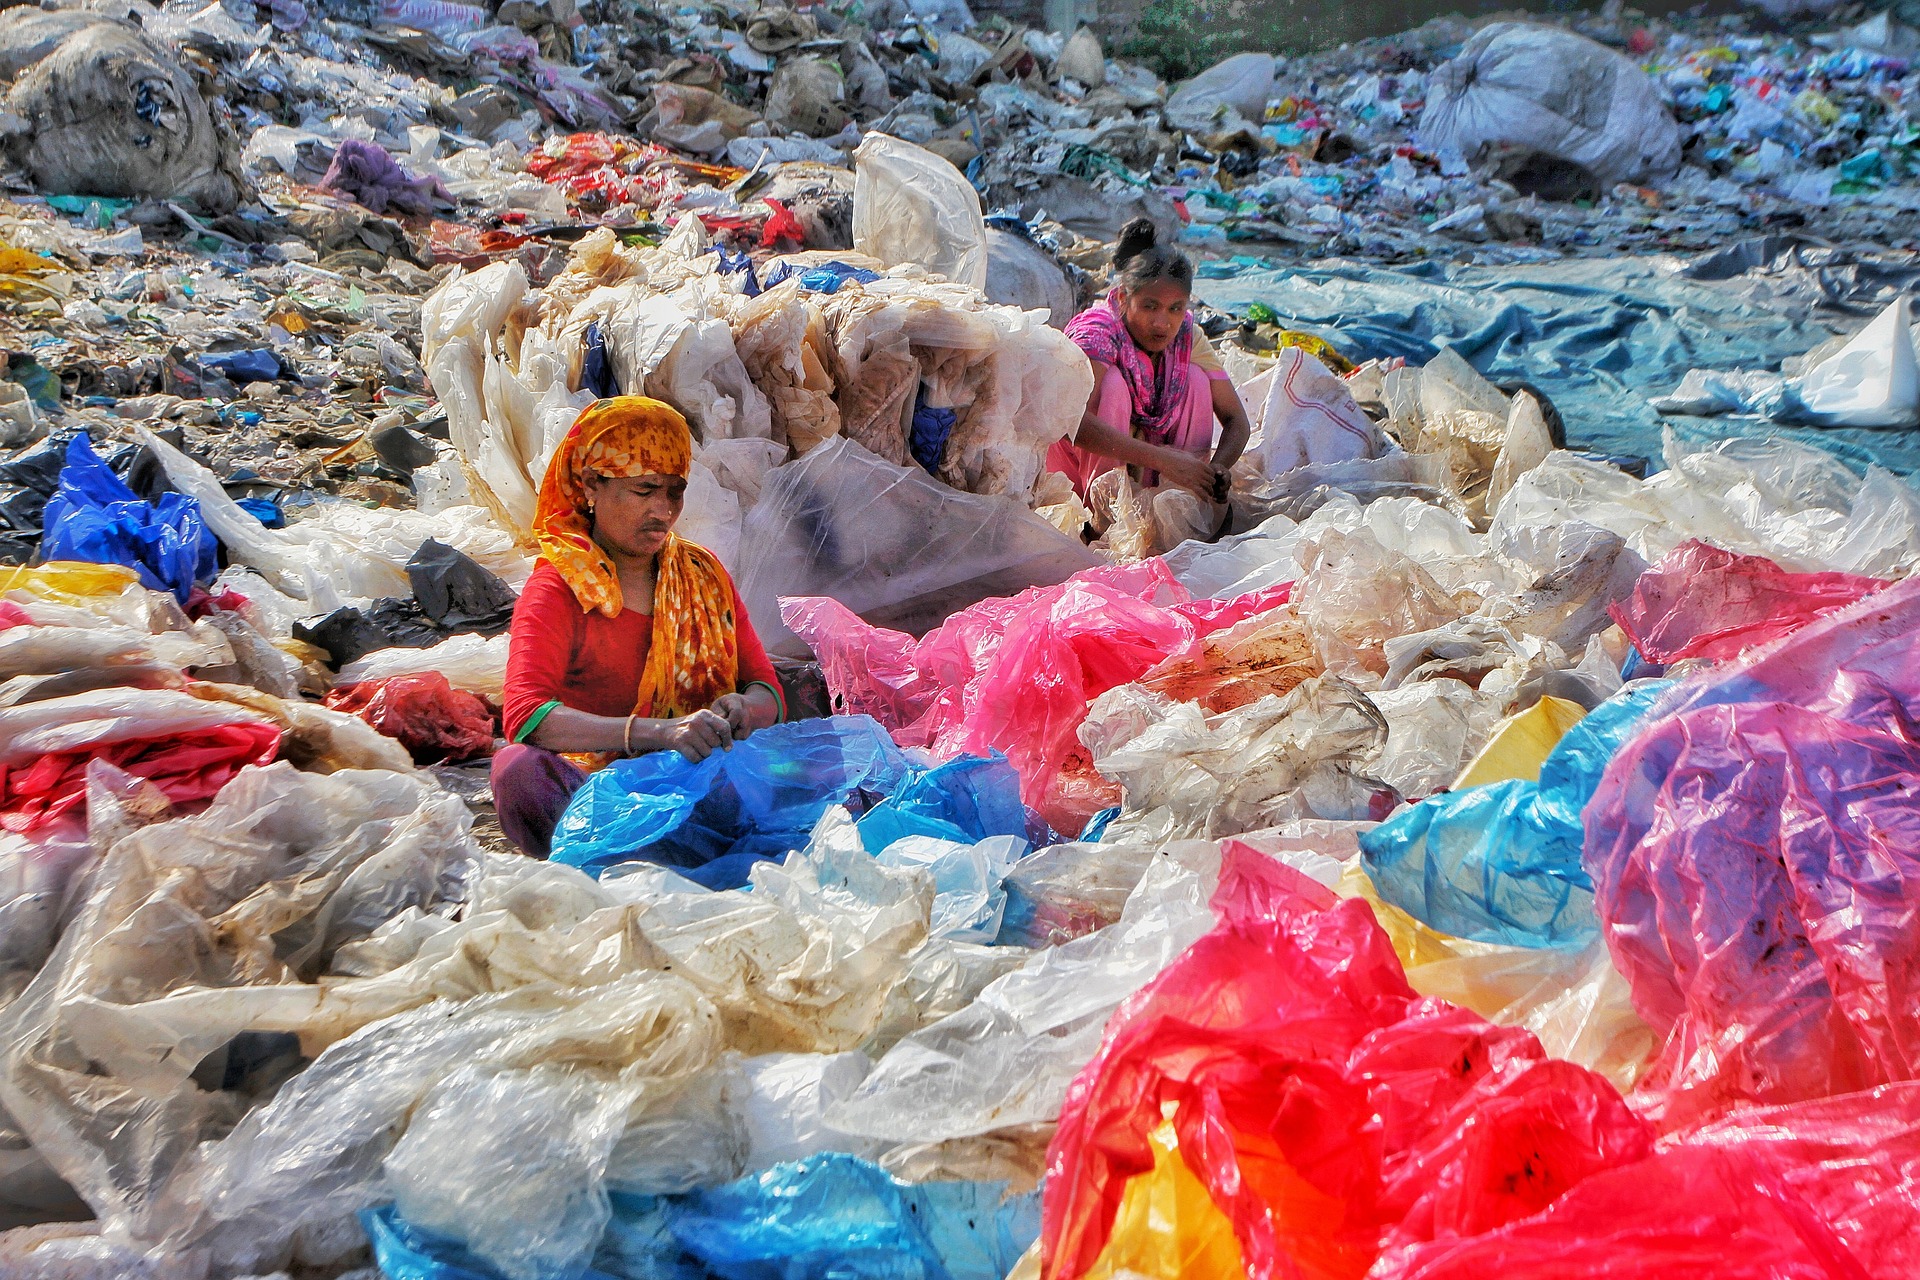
[1196,255,1920,476]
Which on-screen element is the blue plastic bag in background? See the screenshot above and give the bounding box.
[39,434,217,603]
[1359,681,1674,949]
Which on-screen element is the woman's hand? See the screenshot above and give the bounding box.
[1156,448,1225,499]
[655,708,734,762]
[711,692,754,739]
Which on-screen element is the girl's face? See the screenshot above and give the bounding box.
[1120,278,1192,354]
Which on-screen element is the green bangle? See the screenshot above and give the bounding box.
[513,700,561,744]
[744,679,786,723]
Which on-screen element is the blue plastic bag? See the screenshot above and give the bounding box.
[363,1161,1038,1280]
[39,434,217,602]
[550,716,911,884]
[1360,681,1672,949]
[670,1155,1039,1280]
[854,752,1030,853]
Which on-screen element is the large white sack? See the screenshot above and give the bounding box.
[1418,24,1682,188]
[852,133,988,291]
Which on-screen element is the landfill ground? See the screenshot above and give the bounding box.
[6,0,1920,1275]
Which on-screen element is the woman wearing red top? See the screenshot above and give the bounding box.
[492,396,783,858]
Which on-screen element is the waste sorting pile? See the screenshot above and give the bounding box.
[6,0,1920,1271]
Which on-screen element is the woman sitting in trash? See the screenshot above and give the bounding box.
[1047,217,1253,506]
[493,396,784,859]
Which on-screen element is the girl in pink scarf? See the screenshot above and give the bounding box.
[1047,218,1251,503]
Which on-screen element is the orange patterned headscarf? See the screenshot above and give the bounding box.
[533,396,738,720]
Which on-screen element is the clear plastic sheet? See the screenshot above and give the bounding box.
[1293,525,1466,679]
[0,764,480,1253]
[747,438,1098,654]
[1084,675,1393,843]
[828,857,1212,1147]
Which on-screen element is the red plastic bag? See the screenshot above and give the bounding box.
[1587,575,1920,1126]
[786,563,1292,833]
[1040,843,1654,1280]
[1608,539,1885,665]
[1,722,280,833]
[1379,1084,1920,1278]
[324,671,494,764]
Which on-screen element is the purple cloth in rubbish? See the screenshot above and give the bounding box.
[490,743,586,860]
[319,139,450,216]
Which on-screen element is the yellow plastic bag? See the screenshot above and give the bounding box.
[1082,1118,1247,1280]
[0,561,141,604]
[1450,695,1585,789]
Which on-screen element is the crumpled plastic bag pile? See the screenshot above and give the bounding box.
[417,156,1093,637]
[10,408,1920,1280]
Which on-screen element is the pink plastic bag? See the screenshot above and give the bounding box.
[1609,539,1886,665]
[784,564,1291,833]
[1587,575,1920,1126]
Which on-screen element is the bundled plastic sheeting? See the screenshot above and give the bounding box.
[1040,844,1656,1280]
[744,438,1099,653]
[1491,430,1920,581]
[829,858,1214,1148]
[550,716,914,884]
[335,631,511,702]
[1083,675,1395,844]
[1417,24,1683,187]
[1587,576,1920,1125]
[852,133,989,291]
[1608,539,1886,665]
[1360,682,1669,949]
[0,764,480,1246]
[133,425,530,611]
[785,562,1291,833]
[0,688,281,832]
[324,671,497,765]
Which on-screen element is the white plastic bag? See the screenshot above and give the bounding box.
[1792,294,1920,427]
[335,633,510,702]
[852,133,988,291]
[1418,23,1683,186]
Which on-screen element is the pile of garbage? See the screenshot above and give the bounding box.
[7,0,1920,1273]
[10,402,1920,1277]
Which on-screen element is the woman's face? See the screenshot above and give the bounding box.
[585,472,685,560]
[1119,278,1192,354]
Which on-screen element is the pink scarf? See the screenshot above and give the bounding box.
[1064,288,1196,446]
